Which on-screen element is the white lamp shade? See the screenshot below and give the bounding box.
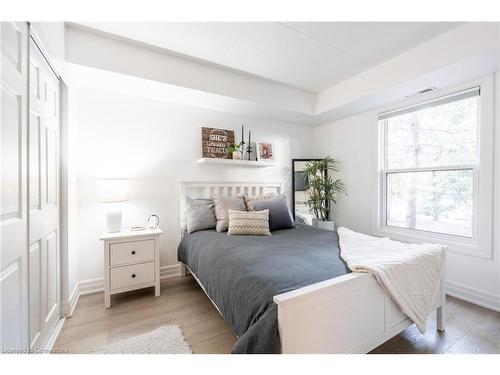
[98,179,129,202]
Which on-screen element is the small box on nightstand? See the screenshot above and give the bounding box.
[100,228,163,308]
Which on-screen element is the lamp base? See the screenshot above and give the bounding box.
[106,211,122,232]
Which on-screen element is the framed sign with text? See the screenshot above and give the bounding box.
[201,127,235,159]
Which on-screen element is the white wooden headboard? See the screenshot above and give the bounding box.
[179,180,282,234]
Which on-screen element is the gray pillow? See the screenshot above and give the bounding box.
[253,195,295,231]
[185,197,217,234]
[213,195,247,232]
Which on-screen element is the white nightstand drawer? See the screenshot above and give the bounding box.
[110,262,156,290]
[110,239,155,266]
[101,228,162,308]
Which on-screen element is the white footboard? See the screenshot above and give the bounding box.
[274,272,446,354]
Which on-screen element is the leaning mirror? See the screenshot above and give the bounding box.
[291,159,322,225]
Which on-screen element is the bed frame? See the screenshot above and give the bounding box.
[178,180,446,354]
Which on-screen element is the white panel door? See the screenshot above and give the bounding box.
[0,22,29,352]
[28,38,60,349]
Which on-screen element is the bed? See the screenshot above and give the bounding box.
[177,181,446,354]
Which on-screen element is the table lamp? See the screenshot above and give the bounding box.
[98,178,129,232]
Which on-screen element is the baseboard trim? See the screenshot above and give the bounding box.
[61,282,80,317]
[68,282,80,316]
[447,280,500,312]
[79,277,104,296]
[42,317,66,353]
[160,264,181,279]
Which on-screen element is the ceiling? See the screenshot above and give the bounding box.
[77,22,462,93]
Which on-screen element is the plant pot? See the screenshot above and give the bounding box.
[232,151,242,160]
[312,219,335,231]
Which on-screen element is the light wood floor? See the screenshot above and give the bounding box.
[55,275,500,354]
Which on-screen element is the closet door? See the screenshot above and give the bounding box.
[28,38,60,349]
[0,22,29,352]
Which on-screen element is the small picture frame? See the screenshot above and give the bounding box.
[256,142,274,162]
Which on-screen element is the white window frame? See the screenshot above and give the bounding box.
[371,75,494,259]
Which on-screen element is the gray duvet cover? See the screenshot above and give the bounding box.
[177,224,350,354]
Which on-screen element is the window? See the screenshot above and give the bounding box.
[374,77,494,259]
[379,86,482,239]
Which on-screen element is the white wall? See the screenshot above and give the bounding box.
[71,88,313,283]
[313,111,375,234]
[313,73,500,311]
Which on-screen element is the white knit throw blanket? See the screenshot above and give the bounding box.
[337,227,446,333]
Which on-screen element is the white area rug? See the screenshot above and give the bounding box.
[93,325,192,354]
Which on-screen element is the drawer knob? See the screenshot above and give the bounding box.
[131,250,136,255]
[131,274,136,278]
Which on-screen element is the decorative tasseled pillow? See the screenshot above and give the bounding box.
[243,192,278,211]
[227,209,271,236]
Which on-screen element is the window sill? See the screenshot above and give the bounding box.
[371,226,492,260]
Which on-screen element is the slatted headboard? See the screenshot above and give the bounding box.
[179,180,283,234]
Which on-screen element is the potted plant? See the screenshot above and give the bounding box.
[303,157,347,231]
[227,143,242,160]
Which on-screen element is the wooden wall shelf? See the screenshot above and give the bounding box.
[197,158,276,168]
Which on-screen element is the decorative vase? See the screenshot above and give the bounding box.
[312,218,335,231]
[232,151,242,160]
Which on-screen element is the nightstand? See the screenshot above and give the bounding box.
[100,228,162,308]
